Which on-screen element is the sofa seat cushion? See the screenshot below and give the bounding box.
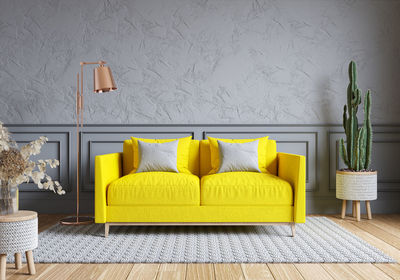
[201,172,293,206]
[107,172,200,206]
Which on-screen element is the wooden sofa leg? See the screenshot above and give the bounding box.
[291,223,296,237]
[105,223,110,238]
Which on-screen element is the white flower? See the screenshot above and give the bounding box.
[27,137,48,156]
[23,161,35,177]
[31,171,45,185]
[0,122,13,152]
[0,140,9,151]
[37,181,43,189]
[56,185,65,195]
[42,181,49,190]
[14,174,29,185]
[43,179,55,192]
[45,175,52,183]
[45,159,59,168]
[37,160,47,173]
[20,144,32,159]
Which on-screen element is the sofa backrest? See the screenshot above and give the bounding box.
[122,138,277,177]
[122,139,200,176]
[199,139,277,177]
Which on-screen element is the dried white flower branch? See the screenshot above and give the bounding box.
[0,122,65,195]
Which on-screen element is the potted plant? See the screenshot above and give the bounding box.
[0,122,65,215]
[336,61,376,221]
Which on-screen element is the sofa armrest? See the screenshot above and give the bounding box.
[277,152,306,223]
[95,152,122,223]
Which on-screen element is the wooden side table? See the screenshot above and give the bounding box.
[0,211,38,280]
[341,200,372,222]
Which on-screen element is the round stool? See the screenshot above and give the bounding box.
[0,211,38,280]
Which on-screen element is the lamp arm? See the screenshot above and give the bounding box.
[80,60,106,66]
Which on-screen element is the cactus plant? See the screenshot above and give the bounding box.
[339,61,373,171]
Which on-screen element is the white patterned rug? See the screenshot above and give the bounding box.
[10,217,395,263]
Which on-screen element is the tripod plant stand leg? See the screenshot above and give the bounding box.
[366,201,372,220]
[341,200,346,218]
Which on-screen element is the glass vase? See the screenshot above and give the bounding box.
[0,181,18,215]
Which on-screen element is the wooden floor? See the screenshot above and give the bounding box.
[4,214,400,280]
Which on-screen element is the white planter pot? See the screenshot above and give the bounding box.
[336,170,377,201]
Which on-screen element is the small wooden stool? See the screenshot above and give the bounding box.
[341,200,372,222]
[0,211,38,280]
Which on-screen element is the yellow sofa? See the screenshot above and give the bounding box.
[95,138,306,237]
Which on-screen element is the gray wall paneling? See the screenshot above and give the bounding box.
[7,124,400,214]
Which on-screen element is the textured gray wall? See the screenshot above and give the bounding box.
[1,0,400,125]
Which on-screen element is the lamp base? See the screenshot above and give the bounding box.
[60,216,94,225]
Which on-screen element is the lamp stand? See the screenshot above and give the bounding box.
[60,62,104,226]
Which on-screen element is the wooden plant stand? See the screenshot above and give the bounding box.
[341,200,372,222]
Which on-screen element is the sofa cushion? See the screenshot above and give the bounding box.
[124,139,200,176]
[107,172,200,206]
[207,136,269,175]
[199,139,278,177]
[217,140,261,173]
[136,140,179,173]
[201,172,293,206]
[131,136,193,174]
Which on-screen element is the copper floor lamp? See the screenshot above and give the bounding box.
[60,60,117,225]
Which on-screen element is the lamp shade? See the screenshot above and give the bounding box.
[93,65,117,93]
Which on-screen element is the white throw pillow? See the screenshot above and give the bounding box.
[217,140,261,173]
[136,140,179,173]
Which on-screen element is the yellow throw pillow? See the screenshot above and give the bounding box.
[207,136,269,174]
[131,136,192,174]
